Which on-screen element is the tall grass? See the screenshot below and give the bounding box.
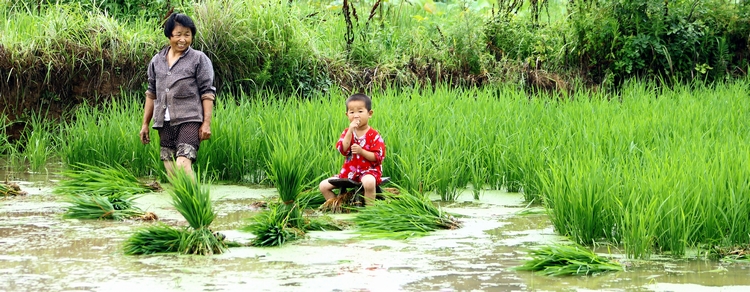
[59,98,159,177]
[19,112,56,173]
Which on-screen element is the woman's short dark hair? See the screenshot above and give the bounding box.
[164,13,196,38]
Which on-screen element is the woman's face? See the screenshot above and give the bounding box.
[169,23,192,54]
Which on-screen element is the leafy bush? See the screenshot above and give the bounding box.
[567,0,750,83]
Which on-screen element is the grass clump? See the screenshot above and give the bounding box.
[1,181,27,196]
[353,192,462,239]
[241,132,316,247]
[709,245,750,263]
[242,203,305,247]
[513,244,624,276]
[54,163,160,220]
[124,168,227,256]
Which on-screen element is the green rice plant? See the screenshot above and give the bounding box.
[62,193,144,220]
[513,244,624,276]
[297,190,327,210]
[304,214,349,231]
[123,168,227,255]
[59,99,159,177]
[468,145,489,200]
[429,147,466,201]
[240,127,319,246]
[179,227,226,255]
[53,162,158,197]
[20,111,56,173]
[242,203,304,247]
[197,94,267,183]
[353,192,461,239]
[167,168,216,230]
[54,162,159,220]
[123,224,189,255]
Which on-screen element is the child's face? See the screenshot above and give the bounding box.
[346,100,372,128]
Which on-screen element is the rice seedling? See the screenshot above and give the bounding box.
[54,162,160,196]
[62,193,146,220]
[54,163,160,220]
[513,244,624,276]
[20,112,56,173]
[123,224,189,255]
[59,99,160,177]
[165,168,227,255]
[353,192,461,239]
[125,168,227,255]
[318,189,358,214]
[242,203,304,247]
[1,181,27,196]
[297,190,327,210]
[48,78,750,259]
[304,214,350,231]
[241,129,318,246]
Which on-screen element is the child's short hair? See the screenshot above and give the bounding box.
[346,93,372,111]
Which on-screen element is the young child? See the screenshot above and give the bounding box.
[319,93,386,206]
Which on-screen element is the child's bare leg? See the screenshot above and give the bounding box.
[361,175,377,206]
[319,177,337,200]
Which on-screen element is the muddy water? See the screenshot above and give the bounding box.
[2,176,750,292]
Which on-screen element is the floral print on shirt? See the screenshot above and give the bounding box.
[335,127,386,184]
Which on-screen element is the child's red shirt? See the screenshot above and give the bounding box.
[335,127,386,184]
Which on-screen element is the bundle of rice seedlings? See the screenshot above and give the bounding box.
[709,245,750,262]
[242,141,317,246]
[123,224,189,255]
[513,244,624,276]
[318,185,399,213]
[54,163,160,220]
[165,168,227,255]
[243,204,304,247]
[1,181,27,196]
[63,193,144,220]
[318,190,357,213]
[304,214,351,231]
[353,192,462,239]
[124,169,226,255]
[54,163,160,196]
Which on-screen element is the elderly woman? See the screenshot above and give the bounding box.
[139,13,216,177]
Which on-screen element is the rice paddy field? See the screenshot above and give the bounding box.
[2,80,750,291]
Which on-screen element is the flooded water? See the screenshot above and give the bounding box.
[2,172,750,292]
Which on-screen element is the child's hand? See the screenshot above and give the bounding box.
[349,118,360,131]
[351,144,364,155]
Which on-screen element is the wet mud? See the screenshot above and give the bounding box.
[1,177,750,292]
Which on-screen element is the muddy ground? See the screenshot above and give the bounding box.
[2,179,750,292]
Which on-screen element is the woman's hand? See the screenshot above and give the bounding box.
[199,123,211,141]
[139,125,150,144]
